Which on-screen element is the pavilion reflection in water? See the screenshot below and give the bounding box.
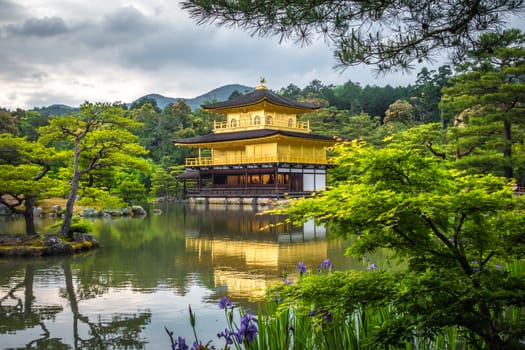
[181,204,329,300]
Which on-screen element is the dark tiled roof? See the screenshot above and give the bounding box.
[175,129,334,145]
[176,170,200,179]
[202,88,319,111]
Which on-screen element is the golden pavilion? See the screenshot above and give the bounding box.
[175,81,335,199]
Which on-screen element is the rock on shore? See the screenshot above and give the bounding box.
[0,233,99,257]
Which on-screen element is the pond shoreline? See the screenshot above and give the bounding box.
[0,233,99,257]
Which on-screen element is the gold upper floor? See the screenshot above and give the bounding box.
[214,109,310,134]
[184,140,332,167]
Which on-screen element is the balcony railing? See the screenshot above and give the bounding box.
[186,186,292,198]
[213,119,310,133]
[185,155,329,166]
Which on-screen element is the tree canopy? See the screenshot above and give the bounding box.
[181,0,525,73]
[273,140,525,349]
[38,102,150,237]
[0,134,63,234]
[441,29,525,178]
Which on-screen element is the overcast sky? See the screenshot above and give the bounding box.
[1,1,524,110]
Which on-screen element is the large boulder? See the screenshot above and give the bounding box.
[42,235,74,255]
[80,207,99,217]
[130,205,147,216]
[73,232,99,245]
[102,209,123,217]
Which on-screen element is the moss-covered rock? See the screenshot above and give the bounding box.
[0,233,99,257]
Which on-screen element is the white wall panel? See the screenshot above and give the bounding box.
[303,174,315,191]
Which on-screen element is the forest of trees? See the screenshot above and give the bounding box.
[0,62,456,205]
[0,28,524,237]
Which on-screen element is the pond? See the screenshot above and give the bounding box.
[0,203,382,349]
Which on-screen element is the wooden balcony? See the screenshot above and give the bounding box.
[186,186,309,198]
[213,119,310,133]
[184,154,329,167]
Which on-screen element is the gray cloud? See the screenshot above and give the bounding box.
[70,5,162,51]
[0,0,26,22]
[0,0,431,109]
[0,53,33,80]
[4,0,522,110]
[103,5,154,34]
[24,89,81,108]
[5,16,68,37]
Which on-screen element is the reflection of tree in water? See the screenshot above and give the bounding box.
[28,338,71,349]
[66,312,151,349]
[0,263,65,347]
[0,259,151,349]
[61,258,151,349]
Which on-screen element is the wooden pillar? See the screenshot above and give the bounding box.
[274,166,278,196]
[288,168,291,192]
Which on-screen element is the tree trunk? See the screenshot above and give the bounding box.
[60,139,81,238]
[24,195,37,235]
[23,264,34,315]
[63,259,80,348]
[60,172,80,238]
[481,326,506,350]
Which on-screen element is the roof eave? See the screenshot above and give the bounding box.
[202,97,320,114]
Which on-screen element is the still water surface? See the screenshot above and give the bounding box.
[0,204,378,349]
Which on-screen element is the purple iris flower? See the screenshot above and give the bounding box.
[320,258,333,271]
[240,312,258,328]
[283,277,294,285]
[172,336,189,350]
[242,323,258,343]
[238,312,258,343]
[368,263,377,271]
[191,340,208,349]
[218,295,232,309]
[296,261,307,274]
[217,328,235,345]
[308,307,333,323]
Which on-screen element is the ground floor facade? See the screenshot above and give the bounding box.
[180,164,327,199]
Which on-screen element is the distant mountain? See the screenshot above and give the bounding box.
[32,104,79,116]
[134,84,254,110]
[28,84,255,115]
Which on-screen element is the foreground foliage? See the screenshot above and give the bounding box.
[167,259,525,349]
[270,141,525,349]
[166,297,258,350]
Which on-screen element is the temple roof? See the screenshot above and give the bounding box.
[202,88,320,113]
[175,129,333,145]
